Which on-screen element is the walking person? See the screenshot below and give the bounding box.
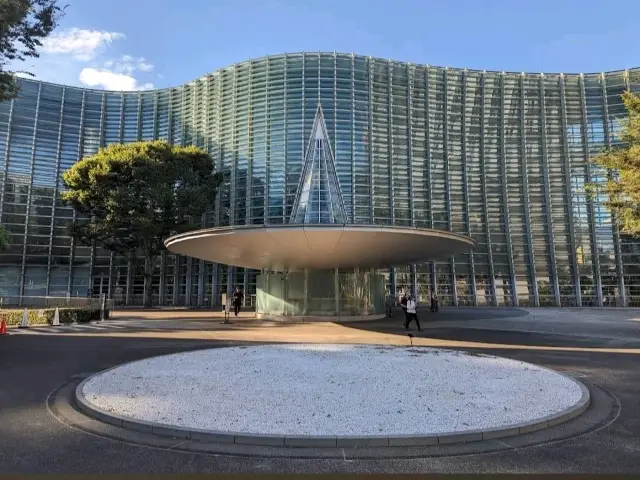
[399,290,408,315]
[232,287,244,317]
[430,289,439,312]
[404,294,421,331]
[385,289,393,318]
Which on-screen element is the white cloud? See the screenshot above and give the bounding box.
[10,26,155,91]
[42,28,125,61]
[79,68,154,91]
[102,55,155,75]
[78,55,156,90]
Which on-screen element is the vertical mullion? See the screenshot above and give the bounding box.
[243,268,249,307]
[125,263,132,305]
[69,89,87,298]
[159,251,165,307]
[215,75,223,227]
[230,66,237,226]
[559,73,582,307]
[245,63,253,225]
[407,64,417,297]
[351,53,356,224]
[210,263,218,307]
[601,72,626,307]
[407,64,415,226]
[136,92,142,141]
[264,61,270,224]
[368,56,374,224]
[153,90,159,140]
[540,75,561,306]
[180,85,186,146]
[426,67,436,292]
[521,74,540,306]
[244,66,253,302]
[86,91,96,298]
[185,253,192,307]
[388,61,394,225]
[283,56,288,222]
[425,68,433,230]
[169,89,179,306]
[579,73,603,307]
[387,61,396,297]
[206,77,215,222]
[317,54,321,223]
[19,83,42,301]
[481,72,497,306]
[334,53,340,223]
[183,85,191,304]
[108,251,114,299]
[45,86,66,297]
[0,98,15,218]
[153,90,163,305]
[500,74,518,306]
[98,93,113,299]
[201,80,211,307]
[444,69,457,306]
[461,71,477,304]
[183,86,192,306]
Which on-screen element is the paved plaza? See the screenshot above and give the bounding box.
[1,307,639,473]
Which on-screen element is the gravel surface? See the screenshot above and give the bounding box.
[81,344,583,436]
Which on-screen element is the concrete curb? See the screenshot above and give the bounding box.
[74,354,591,448]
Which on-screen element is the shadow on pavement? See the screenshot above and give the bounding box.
[346,307,640,349]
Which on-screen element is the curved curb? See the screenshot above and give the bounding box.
[74,352,591,448]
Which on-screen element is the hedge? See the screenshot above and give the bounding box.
[0,307,103,326]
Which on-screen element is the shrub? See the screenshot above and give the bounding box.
[0,307,103,326]
[0,309,41,326]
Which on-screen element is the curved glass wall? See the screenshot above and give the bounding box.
[1,52,640,308]
[256,269,386,317]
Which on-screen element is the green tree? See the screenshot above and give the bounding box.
[589,90,640,236]
[61,141,223,308]
[0,224,10,252]
[0,0,64,102]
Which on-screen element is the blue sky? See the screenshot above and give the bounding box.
[12,0,640,91]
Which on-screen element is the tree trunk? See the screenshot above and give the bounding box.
[143,255,154,308]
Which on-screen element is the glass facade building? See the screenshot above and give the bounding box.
[1,52,640,308]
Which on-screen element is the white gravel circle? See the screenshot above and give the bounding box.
[81,344,584,436]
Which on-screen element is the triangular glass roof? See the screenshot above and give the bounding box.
[289,104,347,224]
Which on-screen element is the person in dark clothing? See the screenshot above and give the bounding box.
[399,291,409,327]
[232,287,244,316]
[430,290,439,312]
[385,290,393,318]
[404,294,421,331]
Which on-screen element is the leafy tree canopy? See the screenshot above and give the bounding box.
[0,224,10,252]
[61,141,222,307]
[0,0,64,101]
[589,90,640,236]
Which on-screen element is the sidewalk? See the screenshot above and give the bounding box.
[61,309,640,355]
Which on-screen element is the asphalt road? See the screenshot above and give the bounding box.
[1,311,640,473]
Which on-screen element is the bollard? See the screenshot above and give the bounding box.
[18,308,29,329]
